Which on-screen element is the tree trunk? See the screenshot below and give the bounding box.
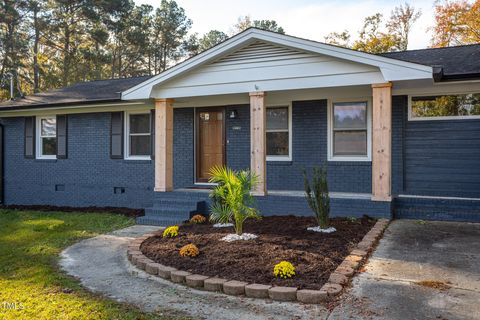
[62,23,70,86]
[33,5,40,93]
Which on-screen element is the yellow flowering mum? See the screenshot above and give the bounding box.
[162,226,179,238]
[190,214,206,224]
[179,244,199,257]
[273,261,296,279]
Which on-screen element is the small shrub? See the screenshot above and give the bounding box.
[303,166,330,229]
[190,214,206,224]
[162,226,179,238]
[273,261,296,279]
[179,244,199,257]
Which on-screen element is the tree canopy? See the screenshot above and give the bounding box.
[1,1,477,101]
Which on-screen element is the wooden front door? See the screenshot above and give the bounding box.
[196,108,225,182]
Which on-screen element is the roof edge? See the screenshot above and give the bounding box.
[122,28,433,100]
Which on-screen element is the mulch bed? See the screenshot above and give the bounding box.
[140,215,376,290]
[0,205,144,218]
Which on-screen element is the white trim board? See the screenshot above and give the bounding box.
[398,194,480,201]
[266,103,292,162]
[327,98,372,162]
[407,92,480,121]
[0,101,150,117]
[36,115,57,160]
[122,28,432,100]
[124,110,152,161]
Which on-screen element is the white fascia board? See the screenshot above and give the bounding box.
[121,31,259,100]
[153,72,385,98]
[0,101,150,117]
[121,28,433,100]
[250,31,433,80]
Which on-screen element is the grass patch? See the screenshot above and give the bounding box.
[0,209,180,319]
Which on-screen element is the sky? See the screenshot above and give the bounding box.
[134,0,438,50]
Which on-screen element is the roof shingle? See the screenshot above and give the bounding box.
[0,75,153,109]
[380,44,480,80]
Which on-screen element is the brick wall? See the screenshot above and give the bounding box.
[391,95,407,195]
[1,113,154,208]
[173,108,194,188]
[225,100,372,193]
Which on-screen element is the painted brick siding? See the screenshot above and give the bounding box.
[224,100,372,192]
[226,105,250,171]
[181,101,372,193]
[391,95,407,195]
[173,108,194,188]
[255,195,391,218]
[267,100,371,192]
[1,113,154,208]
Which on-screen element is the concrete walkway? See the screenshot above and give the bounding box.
[329,220,480,320]
[60,221,480,320]
[59,225,329,320]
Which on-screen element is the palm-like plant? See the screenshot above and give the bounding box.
[208,166,260,235]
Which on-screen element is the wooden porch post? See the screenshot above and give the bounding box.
[249,91,267,196]
[154,98,174,192]
[371,83,392,201]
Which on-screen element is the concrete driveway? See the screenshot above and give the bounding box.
[329,220,480,320]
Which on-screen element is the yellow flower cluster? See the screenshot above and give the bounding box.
[179,244,199,257]
[190,214,207,224]
[273,261,296,279]
[162,226,179,238]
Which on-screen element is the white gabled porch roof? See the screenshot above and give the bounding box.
[122,28,433,100]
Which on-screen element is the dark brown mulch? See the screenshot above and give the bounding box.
[141,215,376,290]
[0,205,144,218]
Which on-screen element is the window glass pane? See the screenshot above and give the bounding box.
[42,137,56,155]
[333,102,367,129]
[130,136,150,156]
[267,132,289,156]
[41,118,56,136]
[333,131,367,156]
[129,114,150,134]
[412,93,480,118]
[267,107,288,130]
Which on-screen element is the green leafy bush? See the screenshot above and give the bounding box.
[303,166,330,228]
[208,166,261,235]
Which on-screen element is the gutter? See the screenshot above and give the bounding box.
[0,98,123,112]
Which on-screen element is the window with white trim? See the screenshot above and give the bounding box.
[37,116,56,159]
[329,101,370,161]
[125,112,151,159]
[410,93,480,120]
[266,105,291,161]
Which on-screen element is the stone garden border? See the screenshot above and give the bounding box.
[127,218,390,304]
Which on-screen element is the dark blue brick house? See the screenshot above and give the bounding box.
[1,28,479,225]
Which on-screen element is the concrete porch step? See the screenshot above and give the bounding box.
[136,215,187,226]
[144,207,193,216]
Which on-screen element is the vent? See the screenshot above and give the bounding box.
[212,41,313,65]
[114,187,125,194]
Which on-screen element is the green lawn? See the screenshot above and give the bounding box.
[0,209,175,320]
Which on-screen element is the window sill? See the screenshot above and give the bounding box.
[267,160,293,166]
[34,158,57,163]
[328,160,371,166]
[328,157,371,162]
[122,158,152,164]
[267,156,292,162]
